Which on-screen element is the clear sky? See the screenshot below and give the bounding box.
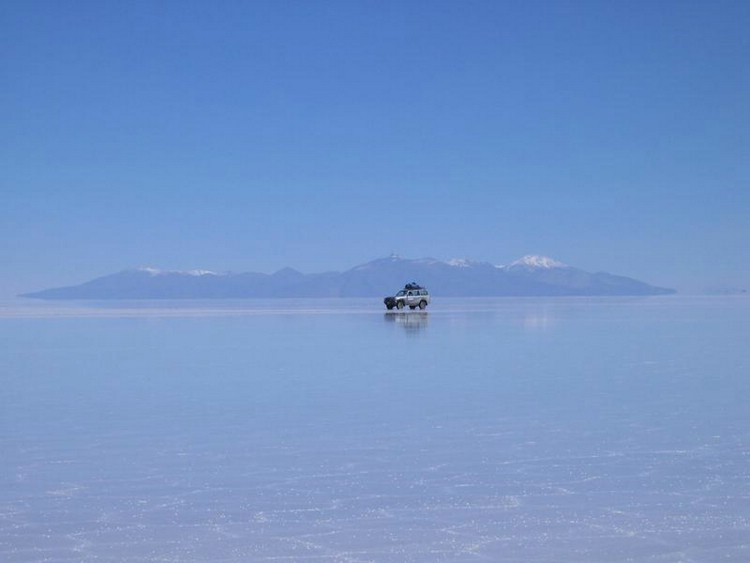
[3,0,748,297]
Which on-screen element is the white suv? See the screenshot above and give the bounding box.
[384,283,430,310]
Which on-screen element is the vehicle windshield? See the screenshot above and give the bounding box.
[396,290,406,296]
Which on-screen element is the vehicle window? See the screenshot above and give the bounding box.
[396,290,406,296]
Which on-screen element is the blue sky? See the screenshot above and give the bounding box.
[3,0,748,296]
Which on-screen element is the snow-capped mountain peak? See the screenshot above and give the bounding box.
[134,267,220,277]
[136,267,162,276]
[509,255,567,269]
[447,258,476,268]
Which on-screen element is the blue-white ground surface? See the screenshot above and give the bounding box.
[1,297,748,562]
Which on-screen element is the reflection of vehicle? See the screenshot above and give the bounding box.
[384,311,429,333]
[383,283,430,310]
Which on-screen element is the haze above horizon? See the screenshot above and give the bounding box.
[3,0,748,297]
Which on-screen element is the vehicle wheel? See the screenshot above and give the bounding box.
[419,300,427,310]
[386,304,393,310]
[409,305,416,310]
[396,301,404,310]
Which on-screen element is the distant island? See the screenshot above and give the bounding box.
[21,255,675,299]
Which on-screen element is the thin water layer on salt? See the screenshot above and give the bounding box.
[1,297,749,561]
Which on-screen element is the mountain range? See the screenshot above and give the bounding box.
[22,255,675,299]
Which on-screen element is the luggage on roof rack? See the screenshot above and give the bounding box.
[404,282,423,290]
